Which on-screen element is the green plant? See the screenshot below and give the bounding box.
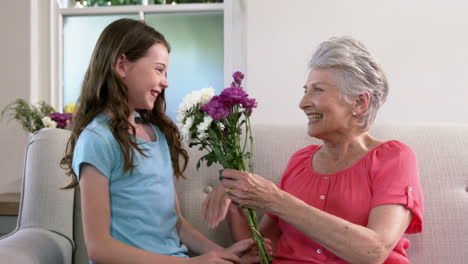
[1,99,75,133]
[1,99,55,133]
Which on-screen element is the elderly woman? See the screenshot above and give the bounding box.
[203,36,424,264]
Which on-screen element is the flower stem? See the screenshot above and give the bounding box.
[225,156,271,264]
[241,207,272,264]
[247,116,254,173]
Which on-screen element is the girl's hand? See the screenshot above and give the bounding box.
[187,239,254,264]
[202,184,234,229]
[220,169,281,210]
[239,238,274,264]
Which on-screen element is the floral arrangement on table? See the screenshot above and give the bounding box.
[1,99,75,133]
[177,71,271,264]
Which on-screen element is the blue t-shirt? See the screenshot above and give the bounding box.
[72,113,188,263]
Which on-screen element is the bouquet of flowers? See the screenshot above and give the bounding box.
[177,71,271,264]
[1,99,75,133]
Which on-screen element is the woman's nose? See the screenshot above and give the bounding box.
[299,93,310,110]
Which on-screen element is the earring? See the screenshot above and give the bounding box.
[352,112,356,116]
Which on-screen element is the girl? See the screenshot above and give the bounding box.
[61,18,254,264]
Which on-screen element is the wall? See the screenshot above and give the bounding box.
[1,0,468,195]
[0,1,31,193]
[246,0,468,126]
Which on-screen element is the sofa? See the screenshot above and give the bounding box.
[0,123,467,263]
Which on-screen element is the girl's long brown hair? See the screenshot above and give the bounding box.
[61,19,188,188]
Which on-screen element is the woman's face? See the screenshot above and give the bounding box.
[120,43,170,112]
[299,68,355,139]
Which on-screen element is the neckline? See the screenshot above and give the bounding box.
[97,113,159,144]
[308,140,395,176]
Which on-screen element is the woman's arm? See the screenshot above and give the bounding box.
[222,169,412,264]
[272,191,412,264]
[80,165,188,264]
[203,185,281,253]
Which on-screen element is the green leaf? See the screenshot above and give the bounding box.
[1,99,51,133]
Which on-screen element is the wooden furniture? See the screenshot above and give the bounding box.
[0,193,19,216]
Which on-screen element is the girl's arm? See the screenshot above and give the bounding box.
[80,165,188,264]
[173,186,255,259]
[82,164,249,264]
[173,186,223,254]
[222,169,413,264]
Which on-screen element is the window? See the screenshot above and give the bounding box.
[52,0,243,121]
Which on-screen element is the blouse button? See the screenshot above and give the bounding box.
[204,186,213,193]
[317,249,322,254]
[408,187,413,192]
[319,195,325,200]
[323,176,329,180]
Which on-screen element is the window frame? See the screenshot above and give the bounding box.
[50,0,245,110]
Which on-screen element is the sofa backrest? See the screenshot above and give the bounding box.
[25,124,466,263]
[367,123,468,263]
[175,123,468,263]
[17,128,75,247]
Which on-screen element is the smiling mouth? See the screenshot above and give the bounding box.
[307,113,323,121]
[150,90,159,99]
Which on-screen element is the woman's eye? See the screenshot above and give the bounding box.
[314,87,323,92]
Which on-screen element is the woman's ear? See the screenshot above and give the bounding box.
[353,91,370,116]
[115,54,128,79]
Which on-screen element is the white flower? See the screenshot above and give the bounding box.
[179,116,194,144]
[199,87,215,105]
[185,91,201,108]
[176,109,186,123]
[197,116,213,140]
[179,91,201,113]
[42,116,57,128]
[177,87,215,123]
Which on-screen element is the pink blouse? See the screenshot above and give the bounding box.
[270,140,424,264]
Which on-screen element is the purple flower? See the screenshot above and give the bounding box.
[240,98,257,116]
[200,71,257,120]
[49,112,73,129]
[232,71,245,85]
[201,96,229,120]
[220,86,248,107]
[241,98,257,109]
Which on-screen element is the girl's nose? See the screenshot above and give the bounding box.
[161,75,169,89]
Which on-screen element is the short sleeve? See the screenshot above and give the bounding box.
[370,141,424,234]
[72,129,116,181]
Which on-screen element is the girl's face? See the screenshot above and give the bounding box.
[118,43,170,112]
[299,68,355,139]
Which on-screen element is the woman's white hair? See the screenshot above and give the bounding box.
[308,36,389,130]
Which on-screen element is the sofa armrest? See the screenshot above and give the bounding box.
[0,227,73,264]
